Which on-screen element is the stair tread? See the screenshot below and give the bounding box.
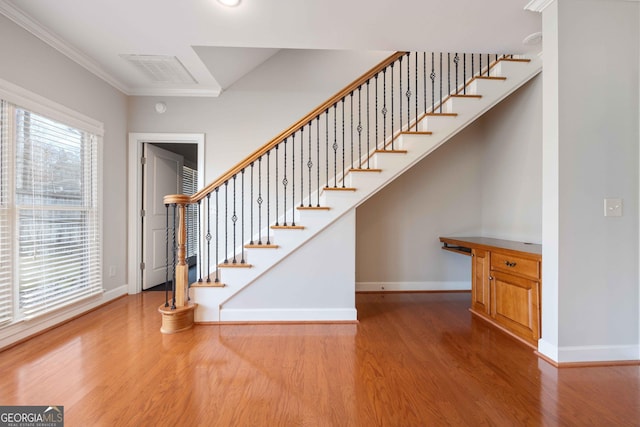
[245,243,279,248]
[375,149,408,154]
[424,112,458,117]
[323,187,357,191]
[400,131,432,135]
[271,225,305,229]
[218,262,252,268]
[500,58,531,63]
[473,76,507,81]
[191,281,225,288]
[450,94,482,98]
[297,206,331,210]
[349,168,383,172]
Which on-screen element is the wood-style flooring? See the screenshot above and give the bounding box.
[0,291,638,426]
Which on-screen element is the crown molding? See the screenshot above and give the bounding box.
[0,0,131,94]
[128,87,222,97]
[524,0,556,12]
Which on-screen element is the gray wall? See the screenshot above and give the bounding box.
[0,14,128,293]
[356,76,542,285]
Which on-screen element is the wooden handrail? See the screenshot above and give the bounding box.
[191,51,408,203]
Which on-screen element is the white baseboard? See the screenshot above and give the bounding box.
[219,308,358,322]
[356,281,471,292]
[538,339,639,364]
[0,284,128,350]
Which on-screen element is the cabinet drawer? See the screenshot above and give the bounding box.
[491,252,540,279]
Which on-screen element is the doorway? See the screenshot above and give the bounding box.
[127,133,205,294]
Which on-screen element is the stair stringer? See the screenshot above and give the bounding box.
[192,55,542,323]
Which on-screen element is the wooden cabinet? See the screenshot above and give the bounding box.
[440,237,541,348]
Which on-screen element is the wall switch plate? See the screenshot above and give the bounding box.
[604,198,622,217]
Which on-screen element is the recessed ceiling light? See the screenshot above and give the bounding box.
[218,0,241,6]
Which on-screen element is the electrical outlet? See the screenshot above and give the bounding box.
[604,198,622,217]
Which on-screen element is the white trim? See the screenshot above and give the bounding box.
[0,77,103,135]
[0,0,129,94]
[524,0,555,12]
[127,133,205,295]
[356,281,471,292]
[219,308,358,322]
[558,344,640,363]
[537,338,559,362]
[128,87,222,97]
[0,285,127,351]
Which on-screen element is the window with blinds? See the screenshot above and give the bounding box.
[183,165,198,261]
[0,97,102,325]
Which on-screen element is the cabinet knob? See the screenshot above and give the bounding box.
[504,261,517,267]
[488,275,493,280]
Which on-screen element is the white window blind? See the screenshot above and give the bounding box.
[0,98,102,324]
[183,165,198,260]
[0,101,12,326]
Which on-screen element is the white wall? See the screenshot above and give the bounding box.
[541,0,640,363]
[222,210,356,321]
[127,49,391,184]
[356,75,542,288]
[0,14,128,347]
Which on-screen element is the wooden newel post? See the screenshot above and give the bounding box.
[158,194,196,334]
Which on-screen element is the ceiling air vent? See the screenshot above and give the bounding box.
[120,54,197,84]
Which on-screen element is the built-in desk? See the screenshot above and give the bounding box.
[440,236,542,348]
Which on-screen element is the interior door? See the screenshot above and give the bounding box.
[142,144,184,289]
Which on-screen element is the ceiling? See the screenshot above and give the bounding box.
[0,0,541,97]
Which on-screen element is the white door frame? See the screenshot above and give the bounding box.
[127,133,205,295]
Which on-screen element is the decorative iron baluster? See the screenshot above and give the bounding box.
[275,145,279,226]
[406,52,411,130]
[250,162,254,245]
[300,126,304,208]
[463,53,467,94]
[206,193,212,282]
[472,54,475,80]
[447,52,451,96]
[431,52,435,112]
[325,109,329,188]
[165,203,170,306]
[333,103,338,187]
[382,68,387,149]
[391,62,395,149]
[439,52,443,113]
[414,52,418,128]
[215,188,220,282]
[232,175,237,264]
[291,132,296,223]
[224,180,229,264]
[350,92,354,169]
[454,53,459,94]
[197,199,203,282]
[171,203,176,309]
[423,52,427,114]
[366,80,371,168]
[283,139,287,225]
[316,116,320,206]
[487,54,490,76]
[479,54,482,78]
[358,85,362,168]
[257,156,263,245]
[398,56,402,134]
[241,169,245,263]
[307,121,312,206]
[266,149,271,244]
[341,98,345,186]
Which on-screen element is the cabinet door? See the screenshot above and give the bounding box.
[471,249,490,316]
[490,271,540,344]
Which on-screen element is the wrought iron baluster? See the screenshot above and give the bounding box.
[333,103,338,187]
[431,52,435,112]
[391,62,395,149]
[350,93,354,170]
[406,52,411,130]
[206,193,212,282]
[383,68,387,149]
[479,54,482,78]
[375,74,379,151]
[307,122,312,206]
[224,180,229,264]
[197,199,203,282]
[463,53,467,94]
[447,52,451,96]
[215,188,220,282]
[171,203,176,309]
[472,54,475,80]
[439,52,443,113]
[414,52,418,128]
[275,145,279,226]
[341,98,345,187]
[250,162,254,245]
[164,203,170,306]
[291,133,296,222]
[358,86,362,167]
[487,54,490,76]
[300,126,303,208]
[316,116,320,206]
[325,110,329,188]
[423,52,427,114]
[454,53,459,94]
[283,139,288,225]
[232,175,237,264]
[398,56,402,134]
[241,169,245,263]
[257,157,262,245]
[266,150,271,244]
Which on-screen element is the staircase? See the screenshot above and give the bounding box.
[160,52,542,327]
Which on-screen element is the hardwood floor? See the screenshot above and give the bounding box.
[0,292,638,426]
